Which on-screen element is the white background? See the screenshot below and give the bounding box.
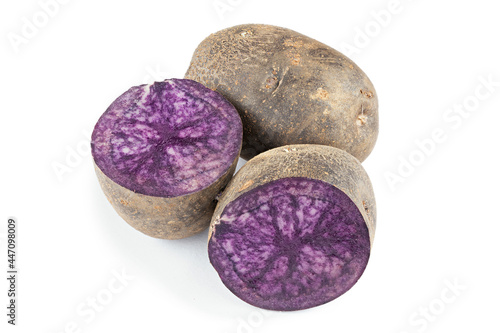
[1,0,499,332]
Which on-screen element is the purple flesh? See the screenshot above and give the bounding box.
[209,177,370,311]
[91,79,242,197]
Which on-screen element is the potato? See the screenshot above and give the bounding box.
[185,24,378,161]
[208,144,376,310]
[91,79,242,239]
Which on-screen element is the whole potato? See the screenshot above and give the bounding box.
[185,24,378,161]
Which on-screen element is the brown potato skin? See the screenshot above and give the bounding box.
[185,24,378,161]
[94,155,239,240]
[210,145,376,246]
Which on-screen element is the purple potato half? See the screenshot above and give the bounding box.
[208,145,376,310]
[92,79,242,239]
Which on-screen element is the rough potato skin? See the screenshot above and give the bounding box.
[95,155,238,239]
[185,24,378,161]
[210,145,376,245]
